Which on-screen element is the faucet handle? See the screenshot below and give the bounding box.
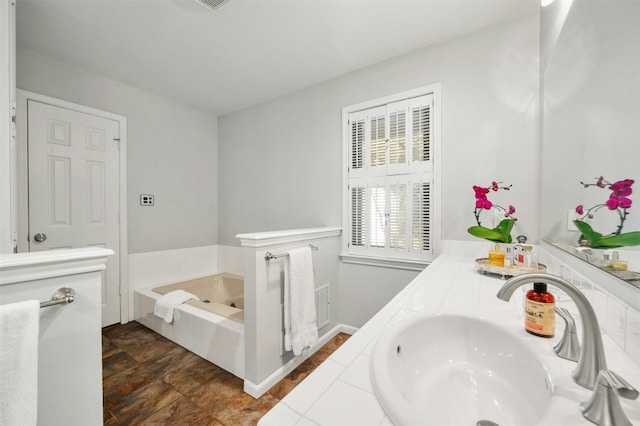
[606,370,639,400]
[554,307,581,362]
[580,370,636,426]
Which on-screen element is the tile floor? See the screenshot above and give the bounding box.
[102,321,350,425]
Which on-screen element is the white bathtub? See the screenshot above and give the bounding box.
[134,272,245,378]
[152,273,244,322]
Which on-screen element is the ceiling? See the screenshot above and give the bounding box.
[16,0,539,116]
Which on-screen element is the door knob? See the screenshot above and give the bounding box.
[33,233,47,243]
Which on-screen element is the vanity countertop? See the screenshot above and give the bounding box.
[259,253,640,426]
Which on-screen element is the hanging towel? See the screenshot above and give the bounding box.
[284,246,318,356]
[153,290,199,323]
[0,300,39,426]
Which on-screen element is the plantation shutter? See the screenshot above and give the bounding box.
[412,181,431,252]
[369,183,386,248]
[350,185,365,247]
[346,92,434,260]
[389,111,405,165]
[389,182,406,249]
[413,107,429,161]
[351,119,364,170]
[370,119,386,173]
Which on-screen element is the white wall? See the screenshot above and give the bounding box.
[219,13,540,326]
[16,49,219,254]
[0,1,15,254]
[541,0,640,246]
[13,13,541,328]
[219,13,540,245]
[339,263,419,327]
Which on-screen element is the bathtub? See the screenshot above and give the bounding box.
[152,273,244,323]
[134,272,245,378]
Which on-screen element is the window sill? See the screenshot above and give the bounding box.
[339,254,429,271]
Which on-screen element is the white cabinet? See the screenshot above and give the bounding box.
[0,247,113,426]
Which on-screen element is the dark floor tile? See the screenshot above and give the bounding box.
[141,341,192,375]
[102,335,121,360]
[106,379,182,425]
[103,321,149,340]
[103,408,119,426]
[213,392,280,426]
[103,363,157,402]
[107,327,176,364]
[188,371,246,415]
[102,350,139,379]
[156,351,227,396]
[102,323,350,426]
[136,397,222,426]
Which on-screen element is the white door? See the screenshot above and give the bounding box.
[27,100,121,326]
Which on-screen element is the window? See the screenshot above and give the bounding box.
[342,86,440,266]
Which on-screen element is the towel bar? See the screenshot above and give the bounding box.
[265,245,318,261]
[40,287,75,308]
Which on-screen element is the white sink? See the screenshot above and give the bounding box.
[370,314,553,426]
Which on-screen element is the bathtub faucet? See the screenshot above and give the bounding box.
[496,273,606,390]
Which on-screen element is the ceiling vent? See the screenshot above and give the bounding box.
[193,0,233,11]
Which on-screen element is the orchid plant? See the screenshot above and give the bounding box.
[573,176,640,248]
[468,181,517,244]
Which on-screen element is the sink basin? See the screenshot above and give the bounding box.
[370,314,553,426]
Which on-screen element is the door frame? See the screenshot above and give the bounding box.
[16,90,129,324]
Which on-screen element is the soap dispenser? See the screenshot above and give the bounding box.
[525,282,555,338]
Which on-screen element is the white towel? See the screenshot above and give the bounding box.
[153,290,199,323]
[284,247,319,356]
[0,300,39,426]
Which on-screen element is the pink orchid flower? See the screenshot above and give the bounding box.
[476,198,493,209]
[606,196,632,210]
[610,179,634,197]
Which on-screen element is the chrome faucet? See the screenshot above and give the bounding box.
[497,273,607,390]
[580,369,638,426]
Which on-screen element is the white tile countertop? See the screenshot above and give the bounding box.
[259,252,640,426]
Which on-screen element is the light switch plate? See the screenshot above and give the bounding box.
[140,194,154,206]
[567,208,580,231]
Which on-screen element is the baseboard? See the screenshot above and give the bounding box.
[243,324,356,398]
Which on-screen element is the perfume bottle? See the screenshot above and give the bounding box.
[513,235,533,267]
[525,282,555,338]
[503,245,513,268]
[611,251,628,270]
[488,243,506,267]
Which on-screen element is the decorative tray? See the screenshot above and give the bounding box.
[475,258,547,278]
[606,269,640,281]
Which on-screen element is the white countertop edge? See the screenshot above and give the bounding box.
[0,247,114,285]
[236,227,342,247]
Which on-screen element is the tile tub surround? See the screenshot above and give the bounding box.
[259,252,640,425]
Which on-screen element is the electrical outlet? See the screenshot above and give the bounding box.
[567,208,580,231]
[140,194,154,206]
